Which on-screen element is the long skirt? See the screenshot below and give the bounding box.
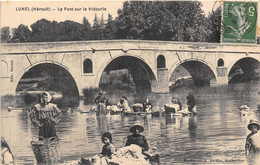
[97,103,107,116]
[39,119,56,139]
[188,104,196,112]
[190,106,197,114]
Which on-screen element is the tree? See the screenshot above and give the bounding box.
[1,26,11,43]
[207,6,221,42]
[92,14,104,40]
[100,14,105,29]
[29,19,84,42]
[115,1,140,39]
[107,14,113,24]
[30,19,59,42]
[115,1,211,41]
[57,20,84,41]
[93,14,100,29]
[12,24,31,42]
[82,17,92,40]
[104,13,118,39]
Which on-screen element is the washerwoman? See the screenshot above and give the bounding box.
[30,91,63,140]
[245,119,260,156]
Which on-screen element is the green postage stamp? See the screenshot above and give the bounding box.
[221,1,258,44]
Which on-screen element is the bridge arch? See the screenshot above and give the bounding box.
[169,59,217,86]
[12,60,80,96]
[227,57,260,83]
[95,54,157,93]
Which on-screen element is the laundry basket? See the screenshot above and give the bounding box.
[31,137,61,163]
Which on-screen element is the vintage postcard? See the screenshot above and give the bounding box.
[1,0,260,165]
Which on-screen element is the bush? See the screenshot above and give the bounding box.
[23,93,37,105]
[82,87,99,103]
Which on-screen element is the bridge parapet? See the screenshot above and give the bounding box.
[1,40,260,54]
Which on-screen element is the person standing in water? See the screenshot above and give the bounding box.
[245,119,260,156]
[94,91,110,115]
[143,97,153,112]
[94,91,109,107]
[30,91,63,140]
[186,92,196,113]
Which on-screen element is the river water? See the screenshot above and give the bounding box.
[1,84,260,165]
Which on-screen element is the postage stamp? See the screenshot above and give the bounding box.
[221,1,258,44]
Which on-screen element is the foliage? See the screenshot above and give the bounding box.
[23,93,37,105]
[57,20,84,41]
[29,19,85,42]
[82,17,92,40]
[12,24,31,42]
[37,68,79,97]
[104,13,118,39]
[92,14,105,40]
[82,87,99,103]
[1,26,11,43]
[17,64,79,99]
[116,1,211,42]
[29,19,58,42]
[100,14,105,29]
[207,6,221,43]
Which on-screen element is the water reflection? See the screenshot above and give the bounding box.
[1,86,260,164]
[188,116,197,141]
[96,115,110,134]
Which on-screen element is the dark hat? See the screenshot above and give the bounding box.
[247,119,260,131]
[130,125,144,133]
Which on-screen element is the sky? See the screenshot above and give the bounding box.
[0,1,218,29]
[0,0,259,36]
[0,1,123,29]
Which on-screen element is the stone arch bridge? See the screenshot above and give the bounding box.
[1,40,260,96]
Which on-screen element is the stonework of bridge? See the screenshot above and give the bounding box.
[1,40,260,96]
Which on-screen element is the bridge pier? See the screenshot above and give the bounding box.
[152,68,169,93]
[211,67,229,86]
